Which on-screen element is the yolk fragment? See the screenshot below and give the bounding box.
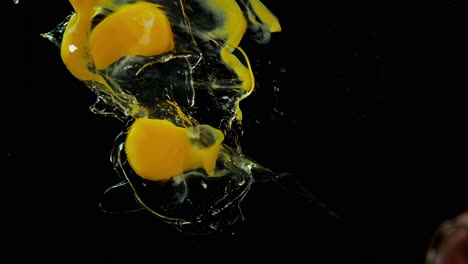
[61,0,100,81]
[90,2,175,70]
[62,1,174,79]
[125,118,224,181]
[249,0,282,33]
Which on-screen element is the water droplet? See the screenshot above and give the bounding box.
[272,80,280,93]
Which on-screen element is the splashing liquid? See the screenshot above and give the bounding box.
[42,0,282,233]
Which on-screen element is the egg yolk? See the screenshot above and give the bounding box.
[62,0,174,79]
[125,118,224,181]
[89,2,174,70]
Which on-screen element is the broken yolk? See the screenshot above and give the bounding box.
[125,118,224,181]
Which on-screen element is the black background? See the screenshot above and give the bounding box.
[2,0,466,262]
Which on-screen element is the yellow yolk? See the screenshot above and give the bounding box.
[89,2,174,70]
[125,118,224,181]
[200,0,281,120]
[249,0,282,33]
[62,1,174,78]
[205,0,251,92]
[61,0,102,81]
[61,0,175,117]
